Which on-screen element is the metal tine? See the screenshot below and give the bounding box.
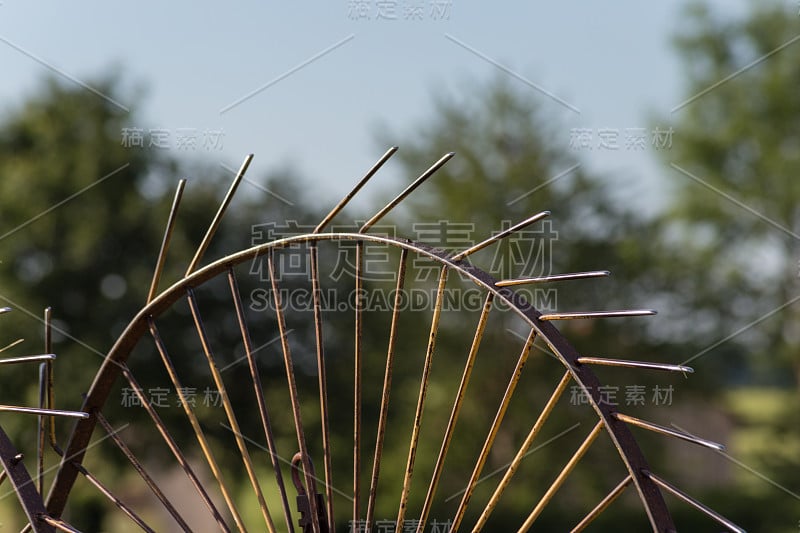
[0,338,24,353]
[38,363,46,496]
[186,154,253,276]
[36,515,83,532]
[366,249,409,531]
[450,211,550,262]
[451,329,538,532]
[396,266,449,530]
[121,366,231,532]
[148,178,187,303]
[353,241,364,525]
[267,250,322,533]
[614,412,725,451]
[72,460,155,532]
[186,290,277,533]
[644,470,747,533]
[576,357,694,374]
[416,293,495,532]
[228,268,295,533]
[0,307,11,314]
[519,421,604,532]
[359,152,455,233]
[314,147,398,234]
[0,406,87,418]
[473,371,572,532]
[496,270,609,287]
[148,318,247,532]
[0,354,55,365]
[540,310,656,321]
[0,469,6,487]
[44,308,62,455]
[308,245,335,533]
[95,412,192,532]
[38,308,55,494]
[570,475,633,533]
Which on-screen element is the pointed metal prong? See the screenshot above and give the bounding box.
[0,307,11,314]
[450,211,550,261]
[0,354,56,365]
[614,413,724,451]
[149,178,187,303]
[315,147,398,234]
[540,310,656,321]
[186,154,254,275]
[0,338,24,353]
[643,470,746,533]
[497,271,610,287]
[0,405,89,419]
[359,152,454,233]
[576,357,693,373]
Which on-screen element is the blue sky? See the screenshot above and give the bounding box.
[0,0,759,208]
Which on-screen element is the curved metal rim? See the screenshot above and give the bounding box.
[45,232,675,531]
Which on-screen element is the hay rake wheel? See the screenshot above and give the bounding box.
[0,150,747,532]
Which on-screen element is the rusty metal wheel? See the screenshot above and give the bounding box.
[2,150,745,532]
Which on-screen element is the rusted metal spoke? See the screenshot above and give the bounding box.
[95,413,191,531]
[539,310,656,321]
[496,271,609,287]
[644,471,746,533]
[0,406,87,418]
[36,515,80,533]
[353,241,364,524]
[0,354,55,365]
[120,367,230,532]
[416,293,495,532]
[268,250,321,533]
[366,249,409,530]
[570,476,632,533]
[148,319,247,531]
[359,153,454,233]
[519,421,604,532]
[308,245,335,533]
[44,308,61,455]
[148,179,186,303]
[228,268,295,533]
[576,357,693,374]
[314,147,398,234]
[450,211,550,261]
[72,461,154,532]
[186,154,253,275]
[396,267,450,530]
[451,329,537,531]
[613,413,724,451]
[186,290,277,533]
[472,371,572,532]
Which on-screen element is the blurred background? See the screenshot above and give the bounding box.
[0,0,798,531]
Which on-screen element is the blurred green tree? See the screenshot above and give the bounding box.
[652,1,800,530]
[0,75,320,529]
[373,77,692,529]
[658,1,800,388]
